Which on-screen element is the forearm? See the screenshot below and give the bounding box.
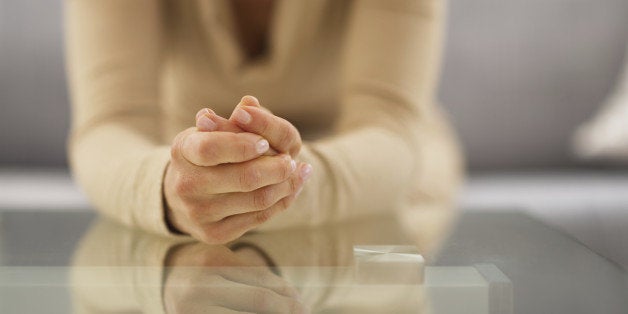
[69,115,172,235]
[258,102,463,230]
[66,0,169,233]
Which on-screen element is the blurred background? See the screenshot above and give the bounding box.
[1,0,628,265]
[3,0,628,168]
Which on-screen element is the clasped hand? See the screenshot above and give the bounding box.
[164,96,312,244]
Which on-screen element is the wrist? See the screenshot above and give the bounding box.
[163,163,186,235]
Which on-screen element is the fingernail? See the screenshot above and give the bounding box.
[232,108,251,124]
[241,95,260,107]
[290,160,297,172]
[256,139,269,154]
[300,164,313,180]
[197,115,216,131]
[195,108,214,121]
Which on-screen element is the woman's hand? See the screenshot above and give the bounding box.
[196,96,303,158]
[229,96,303,157]
[164,119,312,244]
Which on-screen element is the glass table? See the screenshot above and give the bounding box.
[0,209,626,313]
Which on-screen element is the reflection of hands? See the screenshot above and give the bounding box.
[163,242,310,314]
[164,95,313,244]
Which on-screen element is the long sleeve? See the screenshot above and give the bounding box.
[261,0,463,229]
[65,0,173,235]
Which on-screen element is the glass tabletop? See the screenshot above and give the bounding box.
[0,209,625,314]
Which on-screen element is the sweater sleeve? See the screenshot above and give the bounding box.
[65,0,174,235]
[259,0,463,230]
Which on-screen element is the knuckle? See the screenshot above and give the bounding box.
[200,226,229,245]
[204,208,221,223]
[250,269,269,286]
[276,283,296,298]
[170,142,179,160]
[258,116,272,134]
[188,202,215,222]
[240,166,261,191]
[252,290,273,310]
[233,133,255,160]
[253,187,274,210]
[291,134,302,156]
[223,132,241,146]
[174,174,196,196]
[255,208,274,224]
[277,128,294,151]
[277,157,292,180]
[171,132,188,160]
[278,197,292,211]
[174,128,199,160]
[277,285,292,297]
[185,204,203,222]
[240,140,251,161]
[196,137,218,163]
[276,199,288,211]
[288,177,299,194]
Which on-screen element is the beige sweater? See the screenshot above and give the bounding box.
[65,0,463,236]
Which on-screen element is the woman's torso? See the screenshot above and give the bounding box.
[160,0,350,142]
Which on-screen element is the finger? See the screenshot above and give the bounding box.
[196,200,289,244]
[170,126,198,162]
[196,107,215,121]
[205,154,297,193]
[239,95,272,114]
[206,193,299,243]
[196,108,280,156]
[196,108,218,131]
[217,267,301,299]
[230,104,301,157]
[206,166,306,220]
[198,307,250,314]
[205,113,280,155]
[182,131,270,166]
[209,115,243,132]
[197,108,243,133]
[194,190,305,245]
[167,301,247,314]
[196,277,308,314]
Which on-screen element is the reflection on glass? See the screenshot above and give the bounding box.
[70,206,511,313]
